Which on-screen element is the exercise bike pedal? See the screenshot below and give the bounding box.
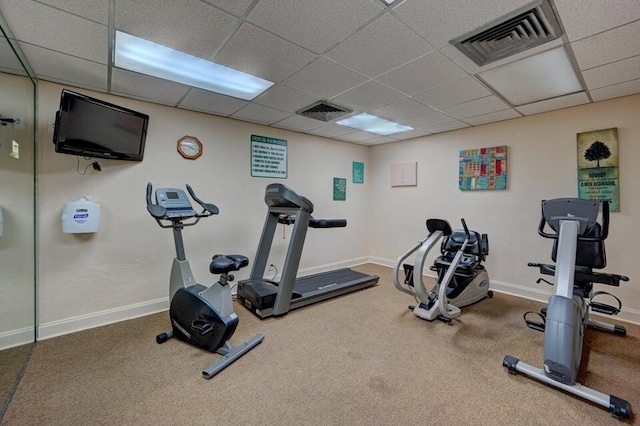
[523,311,545,332]
[589,291,622,316]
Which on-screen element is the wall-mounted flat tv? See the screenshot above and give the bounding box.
[53,89,149,161]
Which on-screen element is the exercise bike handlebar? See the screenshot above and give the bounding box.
[146,182,219,228]
[538,200,609,242]
[186,184,220,216]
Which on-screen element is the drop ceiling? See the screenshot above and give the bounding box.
[1,0,639,146]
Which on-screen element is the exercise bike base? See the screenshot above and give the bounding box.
[502,355,632,419]
[202,333,265,379]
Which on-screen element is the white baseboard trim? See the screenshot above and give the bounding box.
[38,298,169,341]
[13,257,639,342]
[369,257,640,326]
[0,327,36,351]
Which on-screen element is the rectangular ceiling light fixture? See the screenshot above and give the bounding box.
[478,46,582,106]
[114,31,274,101]
[336,113,413,136]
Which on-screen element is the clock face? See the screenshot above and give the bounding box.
[177,136,202,159]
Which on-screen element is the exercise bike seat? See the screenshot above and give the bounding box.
[210,254,249,274]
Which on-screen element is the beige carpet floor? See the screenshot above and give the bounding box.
[2,264,638,425]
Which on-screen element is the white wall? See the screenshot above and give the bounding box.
[0,72,35,346]
[36,81,371,338]
[369,94,640,324]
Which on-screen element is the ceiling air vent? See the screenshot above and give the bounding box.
[450,0,563,67]
[296,100,352,122]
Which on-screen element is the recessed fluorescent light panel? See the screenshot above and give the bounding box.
[114,31,274,101]
[336,113,413,136]
[478,47,582,106]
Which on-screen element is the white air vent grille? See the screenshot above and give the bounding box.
[297,100,352,122]
[450,0,562,67]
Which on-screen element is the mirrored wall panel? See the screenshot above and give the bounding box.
[0,18,36,417]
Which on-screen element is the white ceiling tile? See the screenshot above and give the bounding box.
[337,131,378,142]
[232,103,292,125]
[19,43,107,91]
[391,128,432,140]
[413,77,491,109]
[253,85,319,113]
[273,114,325,132]
[369,98,434,121]
[214,23,316,83]
[463,109,521,126]
[0,0,107,63]
[554,0,640,42]
[246,0,382,54]
[201,0,255,17]
[442,96,509,120]
[115,0,238,60]
[377,51,468,95]
[582,55,640,90]
[393,0,533,48]
[111,68,191,106]
[366,136,398,145]
[179,88,248,116]
[572,20,640,70]
[424,120,470,134]
[325,13,434,78]
[516,92,590,115]
[37,0,109,24]
[590,79,640,102]
[0,37,25,74]
[331,81,405,112]
[400,111,455,129]
[308,124,356,138]
[283,57,368,99]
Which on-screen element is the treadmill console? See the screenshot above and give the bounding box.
[155,188,197,218]
[265,183,314,213]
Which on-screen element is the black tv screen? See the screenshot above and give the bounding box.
[53,89,149,161]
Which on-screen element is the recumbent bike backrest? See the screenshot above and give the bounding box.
[551,223,606,270]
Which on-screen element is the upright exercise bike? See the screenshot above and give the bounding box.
[393,218,492,323]
[503,198,631,419]
[146,182,264,379]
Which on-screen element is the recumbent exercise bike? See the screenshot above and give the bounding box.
[146,183,264,379]
[393,218,492,323]
[503,198,631,419]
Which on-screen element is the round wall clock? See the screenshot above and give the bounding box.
[177,136,203,160]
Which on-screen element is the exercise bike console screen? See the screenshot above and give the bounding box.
[155,188,196,218]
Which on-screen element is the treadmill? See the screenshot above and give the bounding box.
[237,183,379,318]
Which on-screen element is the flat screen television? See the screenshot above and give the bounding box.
[53,89,149,161]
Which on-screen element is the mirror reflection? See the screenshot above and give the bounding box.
[0,23,36,417]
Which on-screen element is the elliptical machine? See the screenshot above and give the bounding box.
[393,218,492,323]
[146,183,264,379]
[503,198,631,419]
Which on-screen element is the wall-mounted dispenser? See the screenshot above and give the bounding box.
[62,197,100,233]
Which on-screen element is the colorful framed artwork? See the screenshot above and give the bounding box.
[459,146,507,190]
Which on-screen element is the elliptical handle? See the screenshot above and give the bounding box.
[460,218,470,239]
[186,184,219,216]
